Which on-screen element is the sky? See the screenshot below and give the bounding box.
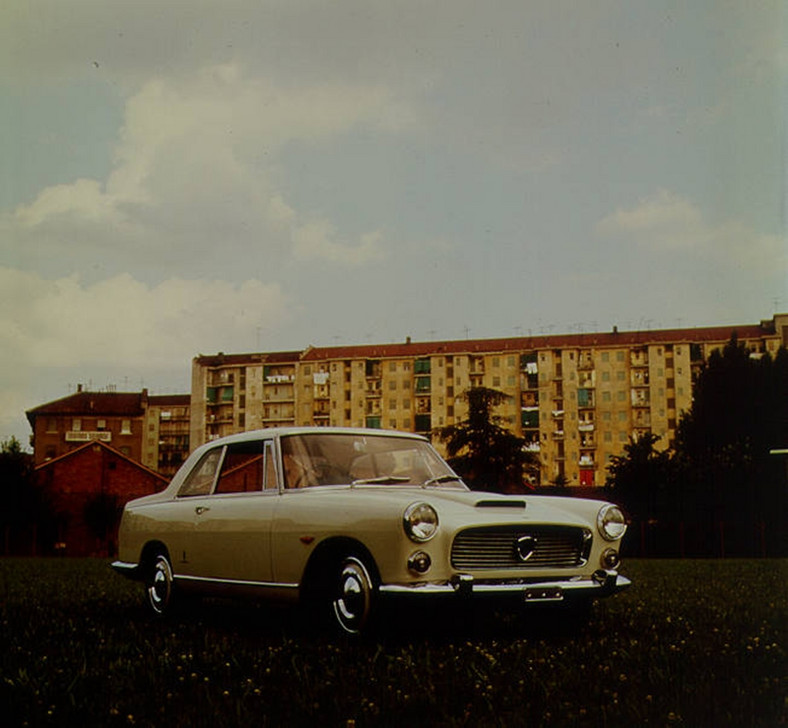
[1,0,786,447]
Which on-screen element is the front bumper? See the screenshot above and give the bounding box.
[379,569,631,602]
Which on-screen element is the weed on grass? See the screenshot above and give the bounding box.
[0,558,785,727]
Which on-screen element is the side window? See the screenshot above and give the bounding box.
[178,448,224,497]
[263,441,278,490]
[215,440,264,494]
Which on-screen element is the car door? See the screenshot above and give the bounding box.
[191,438,279,584]
[170,444,226,577]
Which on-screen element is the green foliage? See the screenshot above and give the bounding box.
[435,387,538,492]
[0,558,785,727]
[606,336,788,556]
[0,437,35,527]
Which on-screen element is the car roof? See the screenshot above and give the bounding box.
[202,426,429,448]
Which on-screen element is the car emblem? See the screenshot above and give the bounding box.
[515,534,537,562]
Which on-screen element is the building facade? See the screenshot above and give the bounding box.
[27,388,191,478]
[189,314,788,487]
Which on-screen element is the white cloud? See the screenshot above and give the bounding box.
[4,63,404,273]
[292,222,385,265]
[596,189,787,275]
[0,267,289,370]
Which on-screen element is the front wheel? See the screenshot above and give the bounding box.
[145,552,175,616]
[331,556,376,635]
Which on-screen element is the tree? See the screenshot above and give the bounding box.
[605,433,675,521]
[435,387,538,493]
[673,335,788,554]
[0,437,37,553]
[605,335,788,556]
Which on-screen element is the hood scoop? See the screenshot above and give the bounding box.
[475,499,526,509]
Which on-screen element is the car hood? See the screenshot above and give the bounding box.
[295,485,609,528]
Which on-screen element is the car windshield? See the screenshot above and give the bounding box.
[280,433,464,489]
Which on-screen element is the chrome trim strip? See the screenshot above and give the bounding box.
[174,574,299,590]
[110,560,139,578]
[379,573,631,597]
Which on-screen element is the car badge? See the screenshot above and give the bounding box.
[515,534,537,562]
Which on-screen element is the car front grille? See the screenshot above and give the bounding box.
[451,525,592,570]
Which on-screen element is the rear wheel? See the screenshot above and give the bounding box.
[145,552,175,616]
[331,555,376,636]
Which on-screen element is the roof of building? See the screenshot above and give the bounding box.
[148,394,191,406]
[299,322,773,362]
[26,391,148,425]
[188,320,778,368]
[33,439,169,483]
[193,350,302,366]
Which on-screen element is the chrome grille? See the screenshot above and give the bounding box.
[451,525,591,570]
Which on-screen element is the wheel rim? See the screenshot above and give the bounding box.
[332,557,373,635]
[146,555,173,615]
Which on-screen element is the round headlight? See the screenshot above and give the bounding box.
[597,504,627,541]
[403,502,439,542]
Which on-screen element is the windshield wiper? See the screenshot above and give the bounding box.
[351,475,411,485]
[421,475,464,487]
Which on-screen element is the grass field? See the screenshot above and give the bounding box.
[1,558,786,727]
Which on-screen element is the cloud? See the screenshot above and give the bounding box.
[3,63,403,276]
[0,267,290,370]
[596,189,787,275]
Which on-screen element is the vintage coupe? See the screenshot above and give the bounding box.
[112,427,630,634]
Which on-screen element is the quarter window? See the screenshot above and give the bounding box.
[178,448,224,497]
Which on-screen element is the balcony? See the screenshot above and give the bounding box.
[578,422,595,432]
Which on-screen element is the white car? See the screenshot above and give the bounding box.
[112,427,630,634]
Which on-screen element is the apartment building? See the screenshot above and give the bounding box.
[27,388,191,477]
[189,314,787,487]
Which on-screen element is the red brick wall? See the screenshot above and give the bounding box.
[35,444,167,557]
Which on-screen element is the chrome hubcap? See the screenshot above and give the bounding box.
[147,557,172,614]
[333,558,371,634]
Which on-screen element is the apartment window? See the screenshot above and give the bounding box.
[507,356,516,367]
[602,391,611,402]
[617,371,625,381]
[616,351,625,362]
[617,391,626,402]
[72,419,81,432]
[493,376,501,387]
[388,380,397,391]
[389,361,397,372]
[619,432,628,442]
[602,371,610,382]
[121,419,132,434]
[604,431,612,442]
[601,352,610,363]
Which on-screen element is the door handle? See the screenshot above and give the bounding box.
[195,506,211,515]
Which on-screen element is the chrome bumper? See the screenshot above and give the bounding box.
[379,570,631,602]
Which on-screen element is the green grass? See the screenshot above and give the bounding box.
[1,559,786,727]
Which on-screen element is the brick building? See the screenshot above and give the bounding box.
[26,388,190,478]
[33,440,168,556]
